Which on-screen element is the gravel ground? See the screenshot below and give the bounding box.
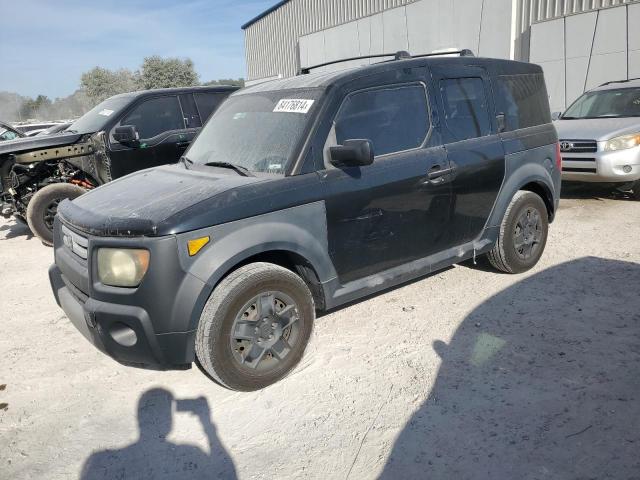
[1,185,639,480]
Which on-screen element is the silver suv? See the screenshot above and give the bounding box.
[554,79,640,199]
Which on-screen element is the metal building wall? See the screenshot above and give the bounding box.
[297,0,514,73]
[529,1,640,112]
[244,0,420,83]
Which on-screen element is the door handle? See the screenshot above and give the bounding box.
[427,166,453,180]
[176,141,190,148]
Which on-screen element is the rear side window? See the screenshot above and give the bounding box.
[120,96,185,139]
[495,73,551,130]
[334,84,429,156]
[194,93,227,122]
[440,78,492,141]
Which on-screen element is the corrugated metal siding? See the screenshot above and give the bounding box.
[517,0,638,31]
[244,0,419,81]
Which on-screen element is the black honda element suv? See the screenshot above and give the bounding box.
[49,51,561,391]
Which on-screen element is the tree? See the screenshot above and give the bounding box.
[80,67,139,104]
[137,56,199,90]
[203,78,245,87]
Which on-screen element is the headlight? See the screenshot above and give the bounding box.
[604,133,640,151]
[97,248,150,287]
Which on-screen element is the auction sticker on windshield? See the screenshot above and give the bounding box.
[98,109,114,117]
[273,99,315,114]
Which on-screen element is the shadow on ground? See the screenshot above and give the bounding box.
[380,257,640,479]
[0,218,32,241]
[81,388,237,479]
[560,182,636,201]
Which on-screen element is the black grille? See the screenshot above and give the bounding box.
[559,140,597,153]
[563,167,597,173]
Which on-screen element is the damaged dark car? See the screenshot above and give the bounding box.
[0,85,238,244]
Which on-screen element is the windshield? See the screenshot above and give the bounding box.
[563,87,640,119]
[186,89,322,174]
[67,95,133,134]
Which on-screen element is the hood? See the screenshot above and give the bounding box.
[57,164,269,236]
[554,117,640,141]
[0,132,82,156]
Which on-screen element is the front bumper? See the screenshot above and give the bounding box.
[48,218,210,370]
[49,265,195,369]
[561,143,640,183]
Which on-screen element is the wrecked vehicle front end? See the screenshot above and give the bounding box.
[0,132,112,220]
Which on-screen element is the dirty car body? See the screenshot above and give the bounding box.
[50,54,561,390]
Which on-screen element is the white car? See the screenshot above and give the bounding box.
[554,79,640,199]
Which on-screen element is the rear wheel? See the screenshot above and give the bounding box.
[487,191,549,273]
[26,183,85,246]
[195,262,315,391]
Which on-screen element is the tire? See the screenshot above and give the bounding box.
[487,191,549,274]
[632,180,640,200]
[195,262,315,391]
[26,183,85,246]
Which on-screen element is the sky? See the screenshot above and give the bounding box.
[0,0,275,99]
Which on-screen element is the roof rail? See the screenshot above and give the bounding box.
[298,49,475,75]
[599,77,640,87]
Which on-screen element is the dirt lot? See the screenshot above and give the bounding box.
[1,185,639,480]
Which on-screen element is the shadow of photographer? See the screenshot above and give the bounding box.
[81,388,237,480]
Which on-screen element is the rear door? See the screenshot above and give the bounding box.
[430,66,506,246]
[320,72,452,284]
[107,95,189,178]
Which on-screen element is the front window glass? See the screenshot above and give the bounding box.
[334,85,429,156]
[186,89,322,175]
[563,87,640,119]
[67,96,132,134]
[120,96,185,139]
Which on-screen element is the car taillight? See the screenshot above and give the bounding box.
[555,142,562,170]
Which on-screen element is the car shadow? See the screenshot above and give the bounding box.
[0,218,33,241]
[80,388,237,480]
[379,257,640,479]
[560,182,634,201]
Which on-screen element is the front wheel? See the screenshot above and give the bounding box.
[195,262,315,391]
[487,191,549,274]
[26,183,85,246]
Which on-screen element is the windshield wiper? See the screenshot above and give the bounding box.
[203,161,254,177]
[179,156,193,169]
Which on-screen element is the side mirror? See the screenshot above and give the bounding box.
[113,125,139,146]
[551,111,562,121]
[329,139,374,168]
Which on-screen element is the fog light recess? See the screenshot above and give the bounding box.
[108,322,138,347]
[623,165,632,173]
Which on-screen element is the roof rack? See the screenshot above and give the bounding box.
[599,77,640,87]
[298,49,475,75]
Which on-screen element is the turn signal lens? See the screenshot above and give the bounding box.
[97,248,150,287]
[187,236,210,256]
[604,133,640,151]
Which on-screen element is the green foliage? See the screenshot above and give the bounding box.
[80,67,139,104]
[203,78,245,87]
[1,56,239,123]
[137,56,199,90]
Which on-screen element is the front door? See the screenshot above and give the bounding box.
[107,95,197,179]
[321,79,452,284]
[430,67,506,246]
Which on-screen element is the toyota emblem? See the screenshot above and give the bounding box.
[560,141,572,152]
